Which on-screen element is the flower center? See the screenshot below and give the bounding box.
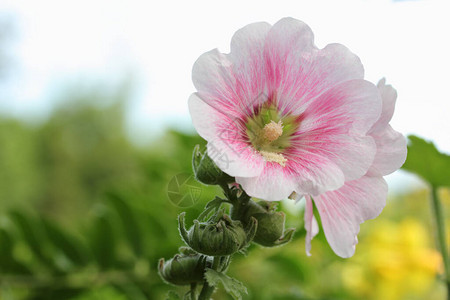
[262,120,283,143]
[245,104,299,167]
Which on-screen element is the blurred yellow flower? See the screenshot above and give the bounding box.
[342,218,442,300]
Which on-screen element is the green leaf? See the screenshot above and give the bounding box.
[402,135,450,187]
[112,282,147,300]
[0,227,31,274]
[89,209,116,269]
[107,192,143,257]
[41,218,90,267]
[9,211,56,270]
[165,290,181,300]
[197,197,226,221]
[204,269,247,300]
[0,227,13,265]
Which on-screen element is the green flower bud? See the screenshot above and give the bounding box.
[252,211,294,247]
[178,211,257,256]
[192,145,234,185]
[232,200,295,247]
[158,252,211,286]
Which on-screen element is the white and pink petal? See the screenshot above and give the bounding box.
[368,125,407,176]
[312,176,387,258]
[236,162,298,201]
[290,80,381,182]
[370,78,398,134]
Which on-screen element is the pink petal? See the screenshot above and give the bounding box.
[192,22,271,120]
[299,79,381,135]
[368,125,407,176]
[313,176,387,258]
[290,80,381,184]
[230,21,271,67]
[191,49,242,119]
[189,93,265,178]
[236,163,298,201]
[237,144,347,200]
[264,18,364,115]
[370,78,397,134]
[229,22,272,116]
[286,148,346,196]
[206,136,264,178]
[188,93,224,141]
[304,195,319,256]
[290,133,376,189]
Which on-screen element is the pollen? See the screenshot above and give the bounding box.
[262,120,283,143]
[260,150,287,167]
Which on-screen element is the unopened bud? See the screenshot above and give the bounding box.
[158,252,211,286]
[178,211,257,256]
[192,145,234,185]
[232,200,295,247]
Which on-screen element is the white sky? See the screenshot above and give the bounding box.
[0,0,449,190]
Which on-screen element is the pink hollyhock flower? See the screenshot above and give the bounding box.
[188,17,406,257]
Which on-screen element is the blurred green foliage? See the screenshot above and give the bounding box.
[0,86,220,299]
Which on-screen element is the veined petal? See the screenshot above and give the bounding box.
[236,162,298,201]
[188,93,225,141]
[264,17,315,66]
[291,80,381,182]
[313,176,387,258]
[190,93,265,178]
[229,21,272,116]
[286,148,345,196]
[299,79,382,135]
[192,49,243,119]
[278,43,366,115]
[207,123,265,178]
[291,133,376,185]
[193,22,271,120]
[264,18,364,115]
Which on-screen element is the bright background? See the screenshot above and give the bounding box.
[1,0,450,148]
[2,0,450,192]
[0,0,448,299]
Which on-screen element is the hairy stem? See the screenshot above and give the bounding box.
[431,186,450,299]
[198,257,221,300]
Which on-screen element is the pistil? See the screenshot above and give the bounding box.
[262,120,283,143]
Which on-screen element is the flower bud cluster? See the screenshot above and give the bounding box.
[159,145,296,294]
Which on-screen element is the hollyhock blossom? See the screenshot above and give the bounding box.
[304,79,406,257]
[188,17,406,257]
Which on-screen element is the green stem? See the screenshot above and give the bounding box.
[198,257,221,300]
[190,283,197,299]
[430,186,450,299]
[219,183,232,201]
